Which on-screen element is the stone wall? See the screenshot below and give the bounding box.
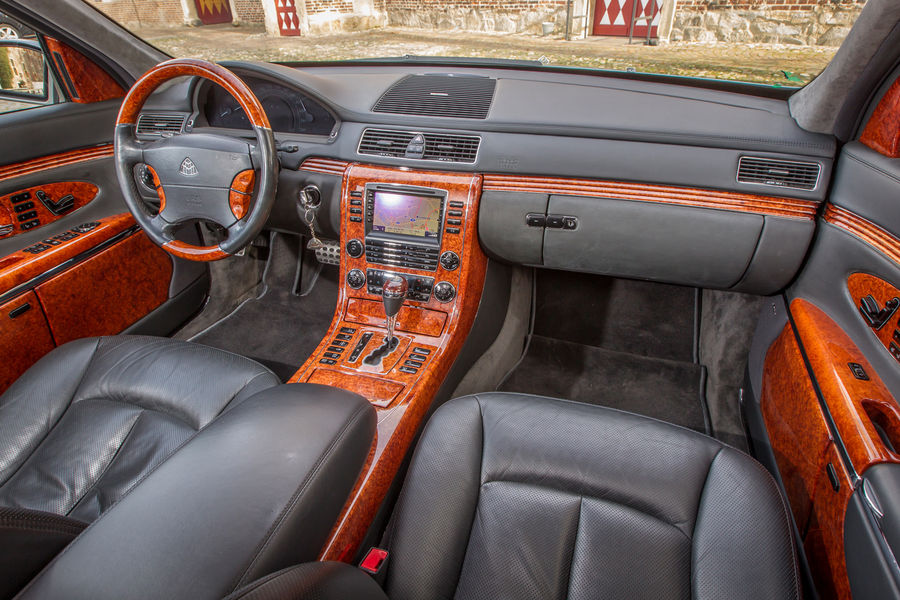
[384,0,571,34]
[670,1,864,46]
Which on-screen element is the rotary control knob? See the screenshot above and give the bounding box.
[433,281,456,303]
[346,238,364,258]
[439,250,460,271]
[347,268,365,289]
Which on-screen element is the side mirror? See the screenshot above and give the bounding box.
[0,39,54,112]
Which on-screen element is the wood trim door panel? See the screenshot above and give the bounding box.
[0,290,55,394]
[35,231,173,345]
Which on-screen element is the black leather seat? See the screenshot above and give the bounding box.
[0,336,376,599]
[229,392,800,600]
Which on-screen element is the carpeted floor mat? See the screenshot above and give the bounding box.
[499,336,707,432]
[190,233,338,381]
[499,271,710,433]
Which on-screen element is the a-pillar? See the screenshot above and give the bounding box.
[260,0,309,36]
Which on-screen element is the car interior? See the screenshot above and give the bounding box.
[1,0,900,598]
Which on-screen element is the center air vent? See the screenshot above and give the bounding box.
[358,129,481,163]
[136,112,187,136]
[737,156,820,191]
[373,74,496,119]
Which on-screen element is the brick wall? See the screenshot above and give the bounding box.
[232,0,266,22]
[677,0,862,8]
[90,0,185,26]
[306,0,355,15]
[384,0,565,10]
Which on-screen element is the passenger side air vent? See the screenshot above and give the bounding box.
[136,112,187,136]
[737,156,820,191]
[358,129,481,164]
[372,74,496,119]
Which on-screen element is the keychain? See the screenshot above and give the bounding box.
[297,185,324,250]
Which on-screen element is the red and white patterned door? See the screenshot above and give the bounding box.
[276,0,303,36]
[193,0,232,25]
[592,0,660,37]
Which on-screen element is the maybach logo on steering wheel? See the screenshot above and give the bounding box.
[179,157,199,177]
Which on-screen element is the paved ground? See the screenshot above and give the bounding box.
[136,24,837,86]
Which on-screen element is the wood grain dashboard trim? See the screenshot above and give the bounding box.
[287,164,488,563]
[482,174,819,219]
[824,204,900,267]
[298,157,351,176]
[0,145,114,182]
[860,75,900,158]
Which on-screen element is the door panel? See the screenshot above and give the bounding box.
[35,230,172,345]
[0,290,54,391]
[0,23,208,393]
[750,69,900,599]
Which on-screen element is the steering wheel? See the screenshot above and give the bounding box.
[114,58,277,261]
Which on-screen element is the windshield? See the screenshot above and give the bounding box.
[87,0,862,86]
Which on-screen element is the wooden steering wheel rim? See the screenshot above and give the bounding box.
[115,58,273,262]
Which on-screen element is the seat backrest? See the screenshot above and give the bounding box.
[382,393,799,600]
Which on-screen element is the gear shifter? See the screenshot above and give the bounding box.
[382,276,408,343]
[363,276,407,366]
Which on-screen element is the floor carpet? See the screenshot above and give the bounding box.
[499,270,710,433]
[190,233,338,381]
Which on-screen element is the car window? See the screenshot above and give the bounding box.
[86,0,865,87]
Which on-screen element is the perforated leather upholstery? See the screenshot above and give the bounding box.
[0,336,280,522]
[384,393,800,600]
[229,392,801,600]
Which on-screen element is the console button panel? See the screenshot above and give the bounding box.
[366,268,434,302]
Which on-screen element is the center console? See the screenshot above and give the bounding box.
[288,163,487,561]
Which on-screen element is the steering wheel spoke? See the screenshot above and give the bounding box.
[114,58,276,262]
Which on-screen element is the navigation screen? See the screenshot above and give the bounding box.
[371,191,442,239]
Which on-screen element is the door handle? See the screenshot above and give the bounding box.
[859,294,899,330]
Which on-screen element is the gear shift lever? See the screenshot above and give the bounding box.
[382,276,408,344]
[363,276,407,366]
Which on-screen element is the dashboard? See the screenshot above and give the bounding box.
[202,75,337,137]
[135,61,837,297]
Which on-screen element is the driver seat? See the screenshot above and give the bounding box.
[0,335,376,599]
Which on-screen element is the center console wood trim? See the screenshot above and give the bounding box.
[287,164,487,562]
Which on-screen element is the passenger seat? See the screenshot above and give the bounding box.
[228,392,800,600]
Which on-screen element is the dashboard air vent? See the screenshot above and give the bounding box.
[373,74,496,119]
[737,156,820,191]
[136,112,187,136]
[358,129,481,163]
